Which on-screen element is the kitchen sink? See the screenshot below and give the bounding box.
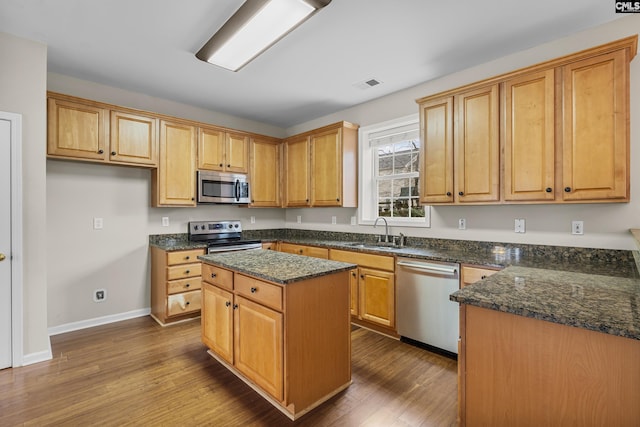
[344,242,399,250]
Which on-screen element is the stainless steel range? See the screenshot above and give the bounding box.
[188,220,262,253]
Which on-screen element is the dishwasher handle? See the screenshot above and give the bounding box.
[397,260,458,276]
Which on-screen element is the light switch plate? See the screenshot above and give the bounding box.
[514,218,526,233]
[250,216,256,224]
[331,216,337,225]
[161,217,170,227]
[93,217,103,230]
[297,215,302,224]
[351,216,357,226]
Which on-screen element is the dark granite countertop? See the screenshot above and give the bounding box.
[149,234,208,251]
[198,249,356,285]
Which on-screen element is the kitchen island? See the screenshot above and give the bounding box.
[198,250,356,420]
[450,263,640,426]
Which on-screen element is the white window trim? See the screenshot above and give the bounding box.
[357,114,430,228]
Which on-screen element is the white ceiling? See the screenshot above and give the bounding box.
[0,0,622,128]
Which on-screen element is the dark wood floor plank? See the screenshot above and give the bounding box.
[0,317,457,426]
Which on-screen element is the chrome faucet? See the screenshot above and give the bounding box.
[374,217,389,243]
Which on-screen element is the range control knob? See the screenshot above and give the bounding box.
[228,224,233,229]
[234,224,239,228]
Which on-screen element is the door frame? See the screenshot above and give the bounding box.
[2,111,24,367]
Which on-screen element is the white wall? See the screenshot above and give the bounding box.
[46,76,286,329]
[284,15,640,251]
[0,32,49,360]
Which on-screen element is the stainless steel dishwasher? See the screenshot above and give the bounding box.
[396,257,460,356]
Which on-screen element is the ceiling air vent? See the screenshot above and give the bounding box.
[353,78,383,90]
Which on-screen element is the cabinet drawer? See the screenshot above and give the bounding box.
[167,277,201,295]
[235,274,283,311]
[167,290,201,317]
[330,249,395,271]
[166,262,201,280]
[167,249,205,266]
[461,265,500,287]
[202,264,233,290]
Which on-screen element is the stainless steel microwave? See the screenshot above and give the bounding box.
[197,171,250,204]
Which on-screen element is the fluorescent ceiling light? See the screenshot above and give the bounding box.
[196,0,331,72]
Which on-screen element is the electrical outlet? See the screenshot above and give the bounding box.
[297,215,302,224]
[93,289,107,303]
[250,216,256,224]
[331,216,337,225]
[351,216,357,226]
[514,219,526,233]
[458,218,466,230]
[93,217,103,230]
[572,220,584,235]
[161,217,170,227]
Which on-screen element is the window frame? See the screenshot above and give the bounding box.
[358,114,430,228]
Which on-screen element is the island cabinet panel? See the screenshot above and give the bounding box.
[279,243,328,259]
[562,50,629,201]
[503,69,556,201]
[200,261,351,420]
[460,305,640,426]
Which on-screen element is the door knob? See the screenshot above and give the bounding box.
[0,253,5,262]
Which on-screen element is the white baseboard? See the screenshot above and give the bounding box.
[22,346,53,366]
[48,308,151,336]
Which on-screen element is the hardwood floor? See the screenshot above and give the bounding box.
[0,317,458,426]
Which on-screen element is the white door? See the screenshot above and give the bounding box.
[0,117,12,369]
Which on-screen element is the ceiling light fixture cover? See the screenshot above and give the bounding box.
[196,0,331,72]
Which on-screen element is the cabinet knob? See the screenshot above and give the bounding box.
[98,149,104,154]
[446,192,452,196]
[351,271,356,277]
[251,199,254,203]
[233,304,238,309]
[306,199,309,202]
[564,187,571,193]
[458,191,464,196]
[111,151,116,156]
[227,164,230,167]
[299,249,303,254]
[185,283,190,288]
[211,273,217,278]
[219,163,223,167]
[185,270,190,274]
[481,275,487,280]
[545,187,552,193]
[360,274,364,279]
[336,198,340,202]
[185,301,190,306]
[225,301,231,307]
[250,287,257,293]
[185,256,190,260]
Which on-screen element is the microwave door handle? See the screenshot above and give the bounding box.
[235,179,240,201]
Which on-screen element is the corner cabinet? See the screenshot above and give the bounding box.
[249,137,282,207]
[152,120,197,207]
[417,35,636,205]
[284,122,358,208]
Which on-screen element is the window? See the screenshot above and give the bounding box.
[359,114,430,227]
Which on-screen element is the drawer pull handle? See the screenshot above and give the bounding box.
[211,273,217,278]
[250,287,257,293]
[225,301,231,307]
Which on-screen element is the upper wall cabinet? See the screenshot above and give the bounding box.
[417,35,636,205]
[249,137,281,207]
[284,122,359,208]
[48,93,158,167]
[198,126,249,173]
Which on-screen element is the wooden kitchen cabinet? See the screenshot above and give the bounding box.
[250,137,281,207]
[330,249,396,333]
[150,246,205,325]
[279,242,328,259]
[460,265,501,287]
[198,126,249,173]
[284,122,358,208]
[200,260,351,419]
[454,84,500,203]
[503,69,556,201]
[562,50,629,202]
[152,119,197,207]
[48,93,159,167]
[419,96,454,203]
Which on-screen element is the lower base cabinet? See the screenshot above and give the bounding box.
[201,262,351,420]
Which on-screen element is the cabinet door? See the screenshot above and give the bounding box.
[359,267,395,328]
[504,69,556,201]
[110,110,158,167]
[284,136,311,207]
[47,97,107,161]
[460,265,500,287]
[420,96,454,203]
[454,84,500,203]
[234,295,283,401]
[198,126,225,171]
[562,50,629,201]
[311,128,342,206]
[349,269,359,317]
[225,132,249,173]
[154,120,196,206]
[250,138,281,207]
[201,283,234,364]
